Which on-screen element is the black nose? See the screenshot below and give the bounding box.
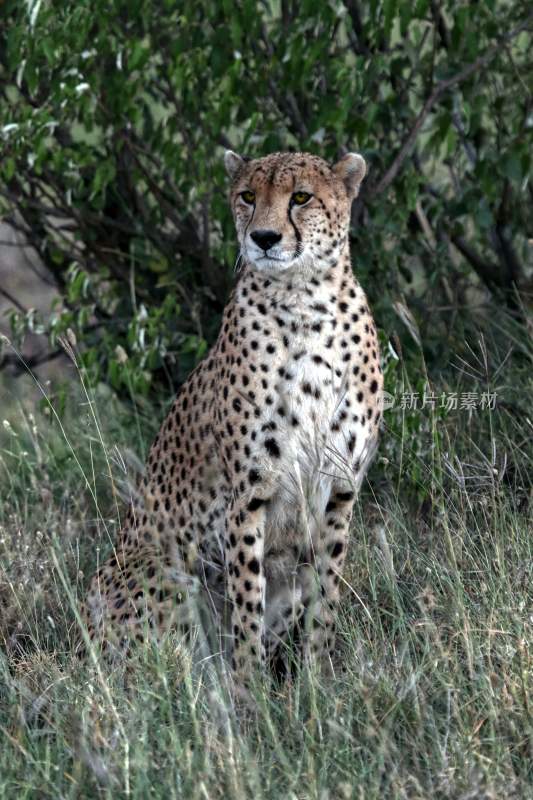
[250,229,282,252]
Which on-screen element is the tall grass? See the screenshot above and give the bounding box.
[0,326,531,799]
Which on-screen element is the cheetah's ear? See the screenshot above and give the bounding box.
[332,153,367,199]
[224,150,246,181]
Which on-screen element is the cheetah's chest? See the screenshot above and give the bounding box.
[221,276,381,559]
[257,322,372,553]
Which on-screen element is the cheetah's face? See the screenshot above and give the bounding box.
[224,151,366,275]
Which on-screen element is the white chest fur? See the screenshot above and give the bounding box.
[236,279,374,546]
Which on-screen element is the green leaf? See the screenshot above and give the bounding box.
[91,160,116,196]
[3,157,15,181]
[501,153,522,182]
[474,199,493,230]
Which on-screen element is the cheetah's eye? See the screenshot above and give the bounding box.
[240,190,255,205]
[291,191,312,206]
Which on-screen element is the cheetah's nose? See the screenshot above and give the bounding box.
[250,229,282,252]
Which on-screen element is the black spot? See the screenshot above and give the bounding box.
[329,541,344,558]
[247,496,266,511]
[370,379,378,393]
[248,558,261,574]
[261,421,277,432]
[335,491,354,502]
[264,438,280,457]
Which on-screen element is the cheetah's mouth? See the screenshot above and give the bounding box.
[251,256,294,273]
[246,252,291,272]
[246,247,305,273]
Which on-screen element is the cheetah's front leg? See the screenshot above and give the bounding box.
[301,487,355,670]
[226,494,267,685]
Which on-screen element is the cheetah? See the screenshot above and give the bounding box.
[83,150,383,687]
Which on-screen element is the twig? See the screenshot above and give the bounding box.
[343,0,370,55]
[450,233,506,291]
[0,348,64,374]
[0,287,28,314]
[430,0,451,50]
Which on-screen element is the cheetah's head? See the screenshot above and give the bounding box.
[224,151,366,275]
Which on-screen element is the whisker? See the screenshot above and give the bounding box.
[233,251,244,275]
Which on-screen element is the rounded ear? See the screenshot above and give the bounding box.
[224,150,245,180]
[332,153,367,199]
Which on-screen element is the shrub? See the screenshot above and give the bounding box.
[0,0,531,396]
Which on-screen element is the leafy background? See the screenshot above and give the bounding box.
[1,0,531,398]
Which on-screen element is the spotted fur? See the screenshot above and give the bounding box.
[83,150,383,684]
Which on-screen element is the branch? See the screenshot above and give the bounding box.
[0,287,28,314]
[449,233,505,291]
[1,203,66,289]
[372,14,533,198]
[0,347,64,376]
[343,0,370,55]
[430,0,451,50]
[259,24,309,140]
[120,128,204,248]
[493,179,525,287]
[493,226,523,287]
[218,132,234,151]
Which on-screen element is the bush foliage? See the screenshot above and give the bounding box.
[0,0,531,395]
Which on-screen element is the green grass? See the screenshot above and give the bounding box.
[0,334,532,799]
